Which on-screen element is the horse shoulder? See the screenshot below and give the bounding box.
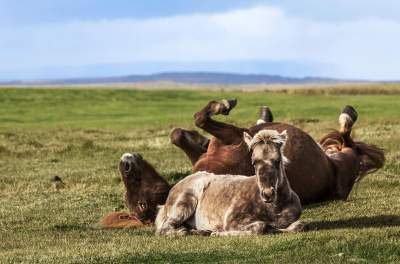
[167,172,216,203]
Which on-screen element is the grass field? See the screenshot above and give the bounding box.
[0,87,400,263]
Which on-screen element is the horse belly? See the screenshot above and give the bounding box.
[251,123,334,204]
[187,206,220,231]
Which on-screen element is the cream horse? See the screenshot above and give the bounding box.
[155,129,303,236]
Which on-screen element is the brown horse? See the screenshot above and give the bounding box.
[100,153,171,228]
[170,99,385,205]
[156,129,303,236]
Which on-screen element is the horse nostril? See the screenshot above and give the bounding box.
[123,161,131,172]
[264,197,273,203]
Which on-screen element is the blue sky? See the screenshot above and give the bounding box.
[0,0,399,80]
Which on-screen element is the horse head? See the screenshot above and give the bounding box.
[243,129,289,203]
[119,153,170,223]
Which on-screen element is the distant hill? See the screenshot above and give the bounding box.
[0,72,355,86]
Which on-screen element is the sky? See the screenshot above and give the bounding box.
[0,0,399,80]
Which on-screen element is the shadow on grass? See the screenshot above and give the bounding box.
[51,224,95,232]
[307,215,400,231]
[92,251,251,263]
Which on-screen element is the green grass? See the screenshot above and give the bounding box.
[0,87,400,263]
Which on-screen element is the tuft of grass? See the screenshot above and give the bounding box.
[0,87,399,263]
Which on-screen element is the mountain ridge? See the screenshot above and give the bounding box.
[0,71,364,85]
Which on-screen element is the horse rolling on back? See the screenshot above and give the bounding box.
[156,129,303,236]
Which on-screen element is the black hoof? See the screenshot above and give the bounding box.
[221,98,237,115]
[259,106,273,122]
[342,105,358,123]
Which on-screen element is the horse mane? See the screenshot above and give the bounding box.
[355,141,385,181]
[247,129,290,166]
[319,129,385,182]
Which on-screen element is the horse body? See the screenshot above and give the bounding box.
[161,173,259,232]
[156,130,303,236]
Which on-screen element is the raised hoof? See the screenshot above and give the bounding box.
[220,98,237,115]
[342,105,358,123]
[259,106,274,123]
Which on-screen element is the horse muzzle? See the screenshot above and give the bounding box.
[261,187,275,203]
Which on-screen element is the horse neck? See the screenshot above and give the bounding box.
[124,160,171,214]
[124,160,170,194]
[276,164,292,199]
[141,160,170,189]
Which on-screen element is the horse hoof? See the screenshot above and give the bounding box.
[341,105,358,123]
[259,106,274,123]
[220,98,237,115]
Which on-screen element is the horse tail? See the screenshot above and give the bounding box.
[355,141,385,181]
[100,212,147,229]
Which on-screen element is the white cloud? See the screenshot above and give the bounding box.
[1,5,399,79]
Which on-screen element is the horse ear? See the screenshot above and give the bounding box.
[243,132,253,148]
[279,130,288,142]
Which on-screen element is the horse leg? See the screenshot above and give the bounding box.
[155,192,197,236]
[320,105,358,153]
[170,128,209,165]
[212,220,305,236]
[194,99,245,145]
[338,105,358,142]
[256,106,274,125]
[211,221,268,236]
[277,220,305,233]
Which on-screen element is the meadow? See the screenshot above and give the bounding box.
[0,86,400,263]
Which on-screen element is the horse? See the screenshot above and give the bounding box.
[170,99,385,205]
[155,129,303,236]
[100,153,171,229]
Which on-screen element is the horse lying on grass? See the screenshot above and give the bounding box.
[156,129,303,236]
[100,152,170,228]
[101,100,384,229]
